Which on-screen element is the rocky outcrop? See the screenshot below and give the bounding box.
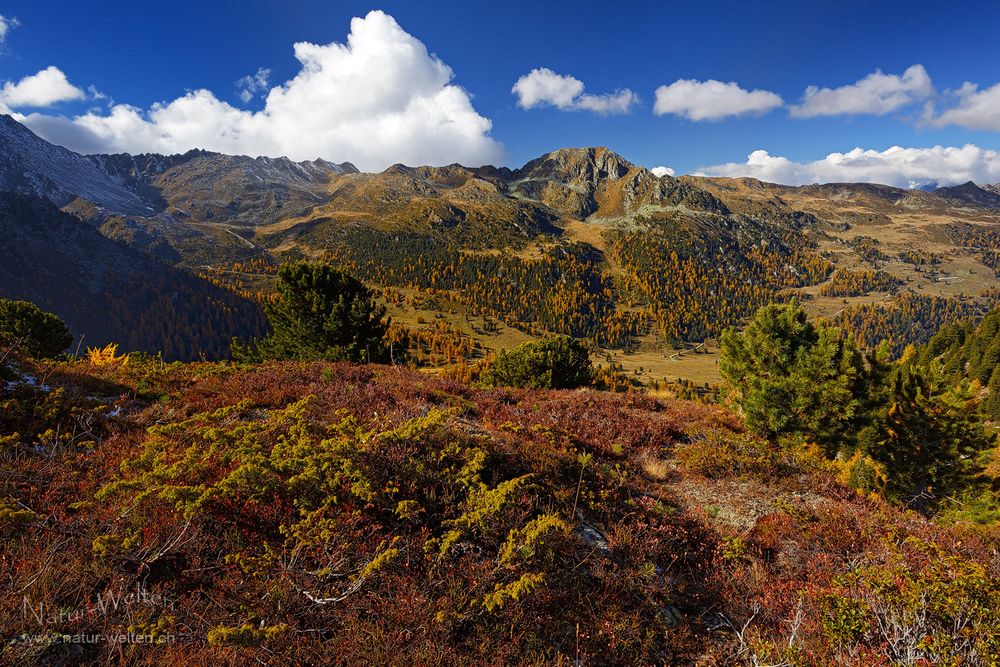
[508,147,634,217]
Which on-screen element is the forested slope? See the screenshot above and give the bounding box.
[0,193,266,360]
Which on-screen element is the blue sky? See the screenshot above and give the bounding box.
[3,0,1000,186]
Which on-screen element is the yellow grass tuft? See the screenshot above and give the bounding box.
[639,450,671,481]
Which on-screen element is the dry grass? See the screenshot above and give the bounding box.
[639,450,672,481]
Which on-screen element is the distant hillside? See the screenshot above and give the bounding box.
[88,149,357,227]
[261,147,729,253]
[275,161,565,249]
[935,181,1000,209]
[0,192,266,359]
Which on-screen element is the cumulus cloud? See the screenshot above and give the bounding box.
[653,79,782,121]
[20,11,502,171]
[0,66,86,108]
[790,65,932,118]
[576,90,638,114]
[512,68,637,115]
[0,15,19,44]
[931,81,1000,132]
[701,144,1000,189]
[236,67,271,103]
[513,68,582,110]
[650,165,674,177]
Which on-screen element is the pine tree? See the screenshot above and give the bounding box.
[480,335,593,389]
[0,299,73,359]
[233,262,390,363]
[719,301,867,454]
[863,363,994,513]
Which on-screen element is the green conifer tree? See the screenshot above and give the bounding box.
[233,262,389,363]
[719,301,867,454]
[480,335,593,389]
[0,299,73,359]
[863,363,994,512]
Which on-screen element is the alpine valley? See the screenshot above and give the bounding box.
[2,113,1000,382]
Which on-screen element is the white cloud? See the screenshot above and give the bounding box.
[513,68,582,110]
[790,65,932,118]
[576,90,639,115]
[0,15,19,44]
[650,165,674,177]
[931,81,1000,131]
[0,66,86,108]
[20,11,502,171]
[512,67,637,115]
[701,144,1000,189]
[653,79,782,121]
[236,67,271,103]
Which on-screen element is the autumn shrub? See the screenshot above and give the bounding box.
[675,428,782,479]
[0,496,40,529]
[834,449,888,497]
[821,538,1000,664]
[87,388,717,663]
[4,359,999,665]
[591,365,640,392]
[0,380,107,458]
[86,342,129,367]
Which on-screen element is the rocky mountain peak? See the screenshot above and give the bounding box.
[514,146,635,186]
[504,147,727,218]
[0,113,30,136]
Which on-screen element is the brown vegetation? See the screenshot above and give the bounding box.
[2,358,997,665]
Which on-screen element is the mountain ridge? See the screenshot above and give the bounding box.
[0,114,152,215]
[5,115,1000,382]
[934,181,1000,209]
[7,115,1000,217]
[0,115,359,225]
[7,115,1000,246]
